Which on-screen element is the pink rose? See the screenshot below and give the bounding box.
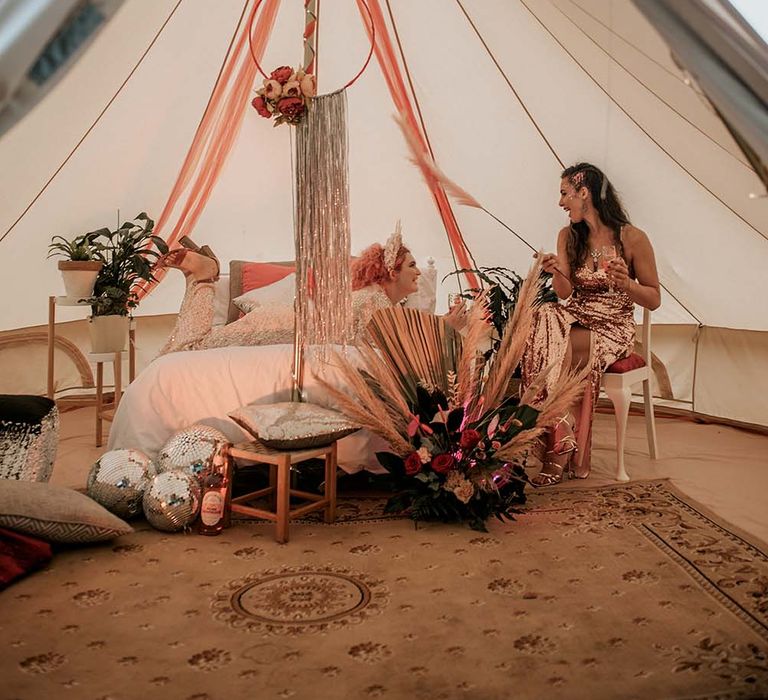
[431,453,455,474]
[251,96,271,118]
[459,429,482,450]
[404,452,422,476]
[276,96,305,119]
[262,79,282,99]
[282,81,301,98]
[300,73,317,97]
[270,66,294,84]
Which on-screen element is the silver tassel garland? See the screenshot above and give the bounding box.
[294,89,352,394]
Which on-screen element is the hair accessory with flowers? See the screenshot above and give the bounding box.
[570,170,586,189]
[251,65,317,127]
[383,220,403,275]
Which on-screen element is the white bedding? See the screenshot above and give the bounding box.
[108,344,388,472]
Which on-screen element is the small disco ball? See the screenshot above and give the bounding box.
[86,449,157,519]
[156,424,228,483]
[142,470,201,532]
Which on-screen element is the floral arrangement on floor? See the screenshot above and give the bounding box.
[251,65,317,126]
[321,259,587,531]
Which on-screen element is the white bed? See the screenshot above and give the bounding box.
[107,343,388,472]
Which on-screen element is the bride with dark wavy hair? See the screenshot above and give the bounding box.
[522,162,661,486]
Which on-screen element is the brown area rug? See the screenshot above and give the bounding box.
[1,480,766,700]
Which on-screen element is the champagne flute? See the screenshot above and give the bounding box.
[600,245,618,294]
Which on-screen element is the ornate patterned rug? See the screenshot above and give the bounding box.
[2,480,767,700]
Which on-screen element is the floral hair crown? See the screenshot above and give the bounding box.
[383,221,403,275]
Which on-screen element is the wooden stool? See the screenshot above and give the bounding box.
[229,439,338,543]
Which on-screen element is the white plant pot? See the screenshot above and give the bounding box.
[89,315,129,354]
[58,260,102,300]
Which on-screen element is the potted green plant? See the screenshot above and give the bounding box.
[47,231,104,299]
[82,212,168,353]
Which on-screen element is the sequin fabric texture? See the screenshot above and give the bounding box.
[160,281,392,355]
[0,405,58,482]
[521,262,635,406]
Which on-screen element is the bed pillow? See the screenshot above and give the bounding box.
[211,274,231,326]
[0,479,133,543]
[229,401,358,449]
[233,273,296,314]
[228,260,295,323]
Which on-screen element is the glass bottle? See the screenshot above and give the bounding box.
[198,444,231,536]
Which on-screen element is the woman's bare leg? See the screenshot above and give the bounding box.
[532,325,593,486]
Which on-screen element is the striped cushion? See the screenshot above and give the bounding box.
[0,480,132,543]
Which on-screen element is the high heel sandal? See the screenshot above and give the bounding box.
[530,414,578,488]
[155,246,219,283]
[178,236,220,278]
[530,444,578,488]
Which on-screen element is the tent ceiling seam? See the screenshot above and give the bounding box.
[384,0,477,274]
[0,0,185,246]
[552,0,756,173]
[519,0,768,245]
[455,0,563,169]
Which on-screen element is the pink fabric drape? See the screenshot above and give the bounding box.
[356,0,478,290]
[136,0,281,300]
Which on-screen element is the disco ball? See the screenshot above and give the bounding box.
[86,449,157,519]
[156,424,228,483]
[142,470,201,532]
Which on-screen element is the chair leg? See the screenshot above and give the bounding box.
[603,382,631,482]
[642,378,658,460]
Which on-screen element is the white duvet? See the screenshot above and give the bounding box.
[108,344,388,472]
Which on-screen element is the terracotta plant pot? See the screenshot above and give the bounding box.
[58,260,103,300]
[88,314,129,354]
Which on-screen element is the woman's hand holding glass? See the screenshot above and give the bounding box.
[606,254,630,293]
[445,294,469,331]
[537,251,561,276]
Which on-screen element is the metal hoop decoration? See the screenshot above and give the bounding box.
[247,0,375,90]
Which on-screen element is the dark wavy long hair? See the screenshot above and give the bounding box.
[562,162,630,273]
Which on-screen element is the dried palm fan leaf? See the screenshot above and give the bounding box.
[365,306,461,403]
[479,257,543,417]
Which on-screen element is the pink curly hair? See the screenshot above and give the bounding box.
[351,242,410,290]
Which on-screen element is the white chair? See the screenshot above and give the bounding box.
[601,307,658,481]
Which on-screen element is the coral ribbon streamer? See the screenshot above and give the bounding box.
[135,0,281,300]
[355,0,478,290]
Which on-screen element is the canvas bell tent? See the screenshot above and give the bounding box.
[0,0,766,430]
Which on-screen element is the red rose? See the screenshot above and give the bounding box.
[251,96,271,118]
[431,453,455,474]
[404,452,422,476]
[270,66,294,84]
[459,429,482,450]
[276,96,305,119]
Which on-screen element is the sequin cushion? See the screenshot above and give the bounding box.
[229,402,359,450]
[0,395,59,482]
[0,480,133,543]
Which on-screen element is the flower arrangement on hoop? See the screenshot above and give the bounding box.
[251,65,317,126]
[320,260,588,531]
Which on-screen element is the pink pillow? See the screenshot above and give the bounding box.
[242,262,296,293]
[605,353,646,374]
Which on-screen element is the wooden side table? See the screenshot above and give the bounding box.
[229,440,338,543]
[47,296,136,445]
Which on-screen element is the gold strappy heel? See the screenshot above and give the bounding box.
[178,236,220,279]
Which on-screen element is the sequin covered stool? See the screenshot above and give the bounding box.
[0,395,59,482]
